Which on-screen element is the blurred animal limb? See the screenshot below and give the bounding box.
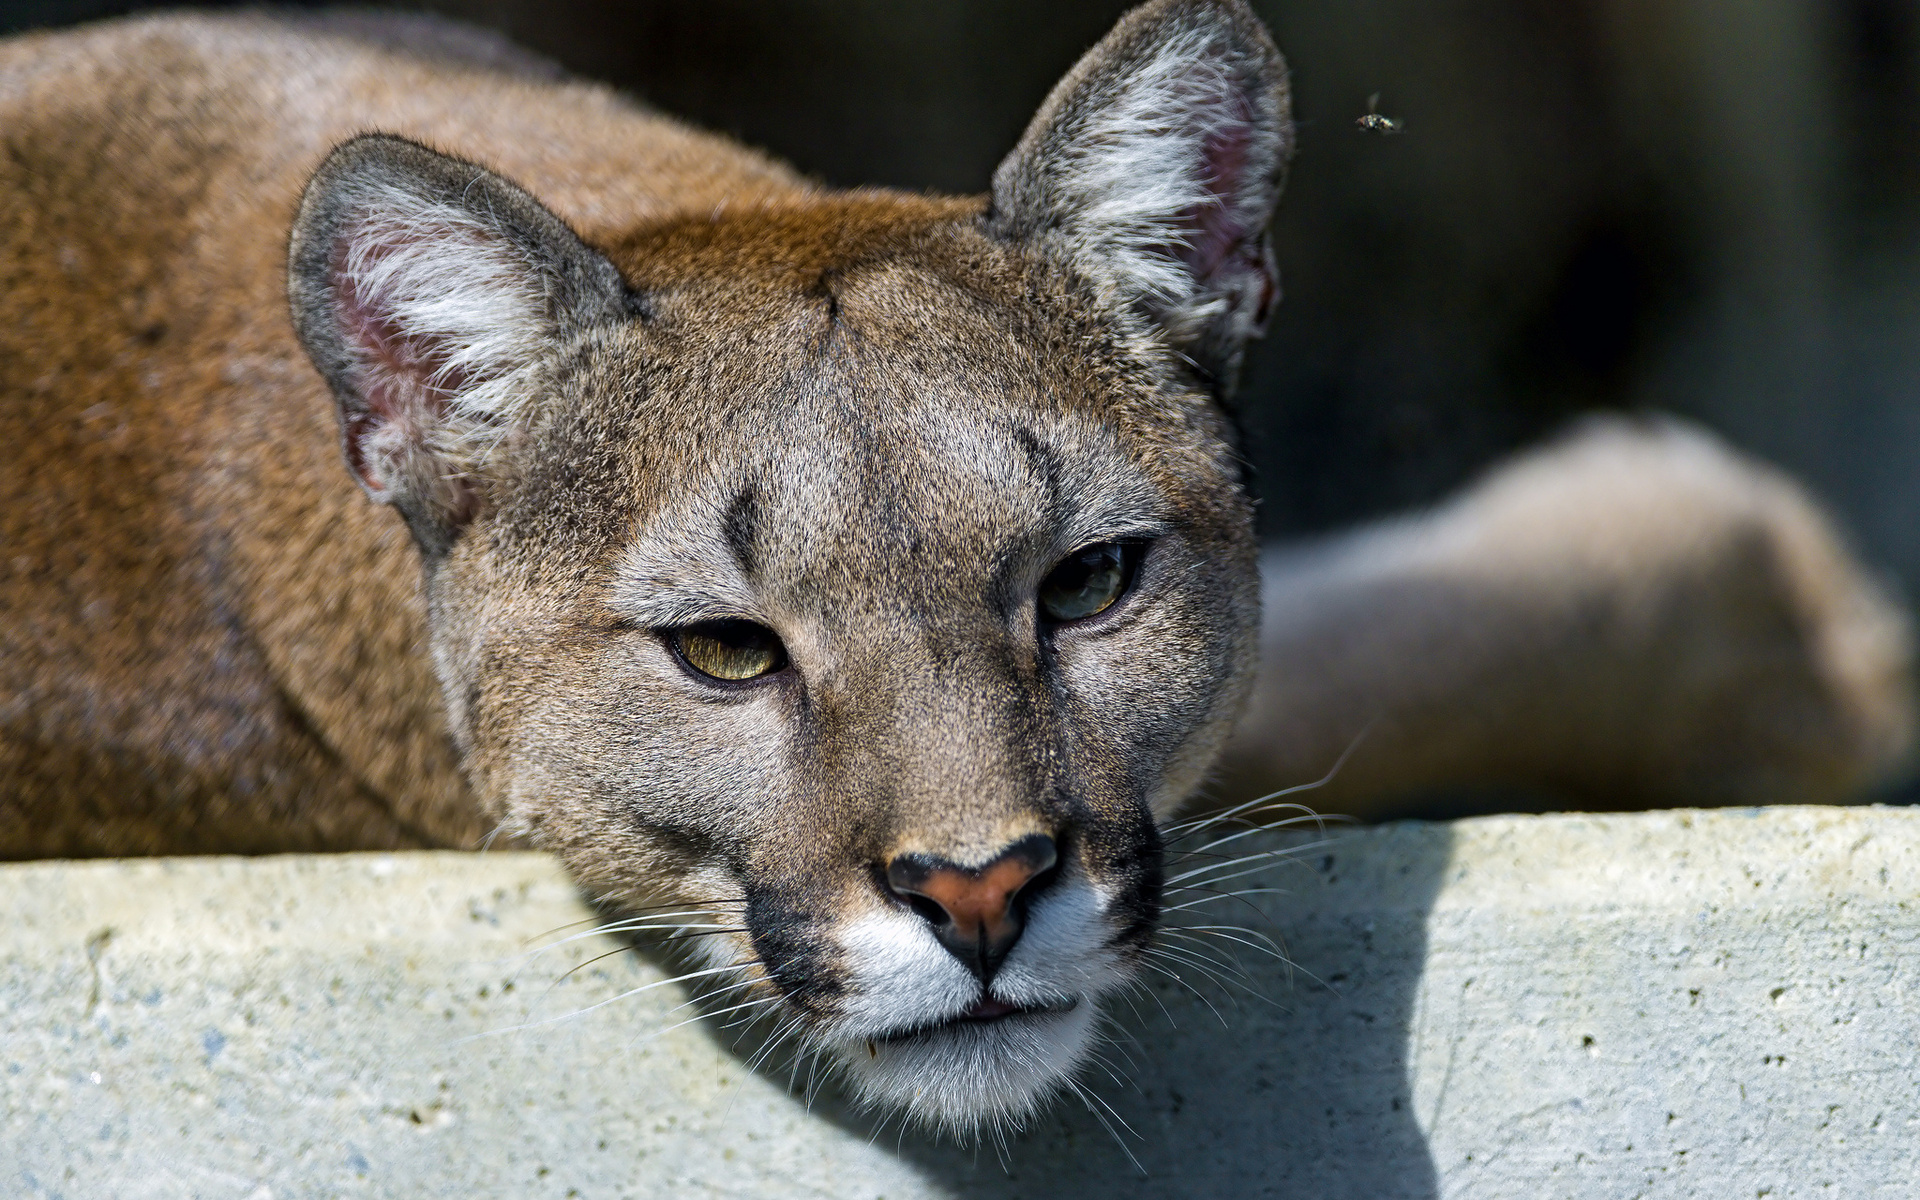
[1217,415,1915,818]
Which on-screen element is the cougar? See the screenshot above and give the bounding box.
[1,0,1910,1133]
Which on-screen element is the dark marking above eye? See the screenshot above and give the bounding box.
[810,268,842,326]
[1010,423,1064,513]
[722,485,759,576]
[621,286,655,322]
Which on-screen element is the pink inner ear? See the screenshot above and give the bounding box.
[1113,67,1277,339]
[1176,94,1271,303]
[1184,121,1254,278]
[330,229,464,496]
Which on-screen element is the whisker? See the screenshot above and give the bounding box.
[589,913,739,934]
[786,1028,815,1097]
[1161,925,1289,963]
[518,915,605,943]
[1161,850,1336,896]
[602,925,747,946]
[1122,967,1182,1030]
[1159,722,1373,841]
[1161,836,1341,886]
[1149,942,1296,1011]
[1063,1077,1145,1175]
[620,994,785,1054]
[1100,1043,1141,1083]
[1162,925,1298,986]
[633,977,770,1043]
[1165,818,1335,866]
[531,895,741,933]
[1162,802,1343,841]
[545,943,638,991]
[1096,1011,1148,1065]
[1149,936,1253,981]
[1166,831,1322,865]
[568,915,739,944]
[730,1013,803,1125]
[1164,809,1328,839]
[1135,959,1227,1027]
[1148,940,1285,1002]
[802,1047,828,1110]
[1079,1077,1143,1143]
[742,1015,806,1077]
[1160,887,1287,914]
[643,928,747,947]
[1159,932,1282,978]
[519,900,733,945]
[1171,858,1319,894]
[1082,1044,1131,1090]
[989,1123,1014,1172]
[489,904,744,967]
[457,962,747,1041]
[1144,944,1256,995]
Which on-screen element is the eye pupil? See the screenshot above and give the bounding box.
[1039,542,1134,623]
[670,620,788,682]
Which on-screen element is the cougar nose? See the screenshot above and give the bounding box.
[884,834,1059,983]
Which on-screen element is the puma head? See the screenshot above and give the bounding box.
[287,0,1289,1134]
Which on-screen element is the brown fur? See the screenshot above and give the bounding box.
[0,12,811,856]
[1219,416,1916,817]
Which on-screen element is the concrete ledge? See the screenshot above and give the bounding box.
[5,807,1918,1197]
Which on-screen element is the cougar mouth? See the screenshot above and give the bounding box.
[831,991,1101,1134]
[877,993,1081,1044]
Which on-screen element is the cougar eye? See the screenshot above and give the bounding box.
[668,619,789,682]
[1038,541,1142,624]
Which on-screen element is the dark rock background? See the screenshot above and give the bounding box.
[7,0,1918,588]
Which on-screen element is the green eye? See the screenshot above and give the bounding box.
[669,620,789,682]
[1039,542,1140,623]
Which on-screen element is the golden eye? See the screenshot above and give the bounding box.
[669,619,789,682]
[1038,542,1139,623]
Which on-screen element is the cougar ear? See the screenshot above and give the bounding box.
[988,0,1291,389]
[288,134,632,556]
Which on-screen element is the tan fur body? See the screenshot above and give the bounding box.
[0,14,808,855]
[1219,417,1915,816]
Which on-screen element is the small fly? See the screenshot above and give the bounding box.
[1356,92,1403,135]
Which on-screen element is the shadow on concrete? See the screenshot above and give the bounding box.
[695,819,1456,1199]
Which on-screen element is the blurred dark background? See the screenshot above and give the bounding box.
[6,0,1919,598]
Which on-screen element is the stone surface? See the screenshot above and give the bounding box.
[3,806,1917,1198]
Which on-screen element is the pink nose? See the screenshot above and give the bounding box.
[884,834,1058,982]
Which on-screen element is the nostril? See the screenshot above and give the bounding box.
[1016,858,1059,909]
[881,834,1060,982]
[882,858,953,929]
[897,889,950,930]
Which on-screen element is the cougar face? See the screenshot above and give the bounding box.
[471,227,1256,1127]
[288,0,1288,1131]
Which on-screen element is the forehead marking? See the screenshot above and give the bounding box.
[606,399,1175,629]
[723,484,760,577]
[1011,423,1064,522]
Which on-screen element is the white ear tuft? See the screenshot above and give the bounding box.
[332,185,549,489]
[289,135,630,553]
[990,0,1291,387]
[1044,30,1257,310]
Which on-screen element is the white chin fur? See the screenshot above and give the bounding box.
[793,880,1132,1134]
[830,1002,1100,1135]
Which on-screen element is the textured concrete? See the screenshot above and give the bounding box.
[4,807,1918,1198]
